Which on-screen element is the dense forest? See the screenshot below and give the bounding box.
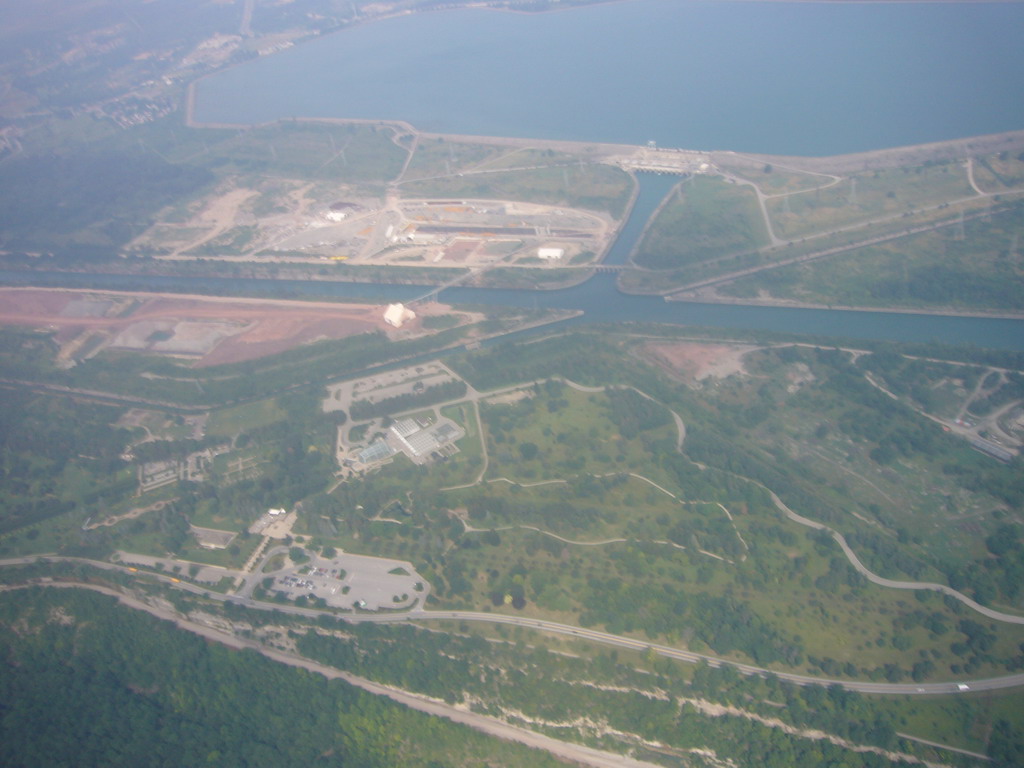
[0,587,565,768]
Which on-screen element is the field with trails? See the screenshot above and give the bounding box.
[624,149,1024,314]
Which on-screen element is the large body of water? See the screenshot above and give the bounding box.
[194,0,1024,156]
[19,3,1023,351]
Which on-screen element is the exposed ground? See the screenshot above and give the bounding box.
[637,341,757,384]
[0,287,464,367]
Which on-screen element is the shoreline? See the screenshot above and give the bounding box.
[181,2,1024,171]
[4,268,1022,325]
[185,73,1024,175]
[668,292,1024,321]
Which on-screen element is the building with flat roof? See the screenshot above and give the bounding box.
[357,439,395,464]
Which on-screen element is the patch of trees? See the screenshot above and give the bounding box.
[944,523,1024,607]
[968,372,1024,418]
[577,578,802,667]
[940,455,1024,509]
[604,387,671,439]
[667,510,746,558]
[869,265,1024,310]
[0,391,131,535]
[450,334,624,391]
[989,719,1024,768]
[349,380,467,420]
[295,611,924,767]
[0,588,554,768]
[132,435,223,463]
[0,152,213,252]
[844,531,929,582]
[860,351,985,413]
[463,492,611,536]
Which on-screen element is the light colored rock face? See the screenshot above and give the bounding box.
[384,303,416,328]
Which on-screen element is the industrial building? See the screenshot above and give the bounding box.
[971,437,1014,462]
[356,439,394,465]
[389,418,464,462]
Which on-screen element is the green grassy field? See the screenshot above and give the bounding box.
[719,204,1024,311]
[194,121,408,186]
[300,365,1024,682]
[207,398,287,438]
[632,175,770,270]
[398,163,633,217]
[764,161,975,240]
[400,137,512,181]
[973,152,1024,192]
[714,157,839,196]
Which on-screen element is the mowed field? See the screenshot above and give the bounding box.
[0,288,415,367]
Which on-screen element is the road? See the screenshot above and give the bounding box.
[0,581,663,768]
[4,556,1024,697]
[762,489,1024,627]
[665,201,1019,299]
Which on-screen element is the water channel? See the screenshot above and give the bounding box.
[4,175,1024,352]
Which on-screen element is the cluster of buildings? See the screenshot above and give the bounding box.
[349,416,464,469]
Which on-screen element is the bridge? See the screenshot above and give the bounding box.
[409,267,483,305]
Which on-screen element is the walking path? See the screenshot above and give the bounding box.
[765,489,1024,626]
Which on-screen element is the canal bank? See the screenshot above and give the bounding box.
[3,267,1023,353]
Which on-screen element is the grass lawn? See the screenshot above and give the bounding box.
[633,175,769,270]
[207,398,287,438]
[720,204,1024,311]
[399,163,633,217]
[714,157,838,196]
[401,138,511,181]
[765,161,975,240]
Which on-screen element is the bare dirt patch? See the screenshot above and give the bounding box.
[0,288,433,367]
[0,288,479,368]
[640,341,758,384]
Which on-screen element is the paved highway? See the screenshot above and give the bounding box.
[4,555,1024,697]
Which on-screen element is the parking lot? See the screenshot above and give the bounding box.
[268,552,427,611]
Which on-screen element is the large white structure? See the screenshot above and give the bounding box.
[538,247,565,261]
[384,303,416,328]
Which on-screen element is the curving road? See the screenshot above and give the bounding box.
[0,581,664,768]
[763,490,1024,627]
[4,556,1024,697]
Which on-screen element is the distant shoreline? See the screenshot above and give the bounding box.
[184,74,1024,177]
[182,0,1024,171]
[184,74,1024,175]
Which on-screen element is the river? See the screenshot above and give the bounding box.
[4,171,1024,351]
[6,266,1023,350]
[193,0,1024,156]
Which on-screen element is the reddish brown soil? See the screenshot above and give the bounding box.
[443,239,480,263]
[198,315,381,366]
[0,288,399,367]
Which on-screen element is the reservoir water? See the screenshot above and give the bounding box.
[194,0,1024,156]
[15,4,1024,351]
